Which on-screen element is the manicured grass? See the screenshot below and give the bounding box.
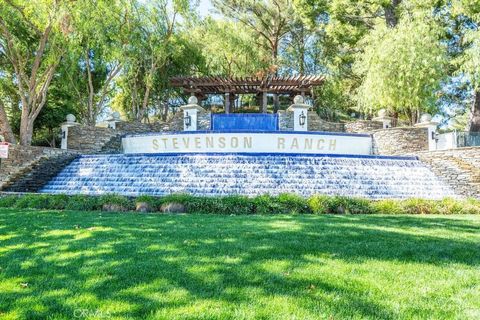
[0,209,479,319]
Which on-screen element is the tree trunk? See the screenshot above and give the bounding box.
[19,116,34,146]
[298,25,305,74]
[0,100,16,144]
[469,90,480,132]
[385,0,402,28]
[162,102,169,121]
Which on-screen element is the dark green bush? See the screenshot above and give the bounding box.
[0,193,478,215]
[65,195,101,211]
[15,194,50,209]
[0,195,19,208]
[277,193,310,214]
[252,195,283,214]
[308,195,373,214]
[12,194,69,210]
[179,196,254,215]
[217,195,254,215]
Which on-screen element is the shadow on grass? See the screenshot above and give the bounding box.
[0,210,479,319]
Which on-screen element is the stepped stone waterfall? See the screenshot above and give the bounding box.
[44,100,458,200]
[41,153,455,199]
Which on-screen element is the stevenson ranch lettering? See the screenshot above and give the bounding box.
[123,132,372,155]
[152,136,337,151]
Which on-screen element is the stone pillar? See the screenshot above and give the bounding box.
[262,92,268,113]
[414,113,439,151]
[372,109,393,129]
[287,95,310,131]
[180,96,206,131]
[60,114,79,150]
[224,92,230,114]
[273,93,279,113]
[106,111,122,130]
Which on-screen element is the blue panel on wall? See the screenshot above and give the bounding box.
[212,113,279,131]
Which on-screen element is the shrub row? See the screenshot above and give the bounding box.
[0,194,479,215]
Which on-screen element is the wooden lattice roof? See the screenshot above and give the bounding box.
[170,75,325,96]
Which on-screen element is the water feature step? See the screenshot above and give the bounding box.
[40,153,455,199]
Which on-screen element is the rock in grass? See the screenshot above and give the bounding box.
[102,204,127,212]
[136,202,152,213]
[160,202,185,214]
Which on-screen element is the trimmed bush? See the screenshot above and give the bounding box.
[452,198,480,215]
[0,195,19,208]
[400,198,438,215]
[307,195,330,214]
[0,193,478,215]
[277,193,310,214]
[252,195,283,214]
[65,195,101,211]
[308,195,373,214]
[9,194,69,210]
[371,199,405,215]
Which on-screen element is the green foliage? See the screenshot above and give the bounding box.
[354,17,448,123]
[135,195,158,206]
[190,18,268,77]
[308,195,373,214]
[371,199,404,215]
[2,194,478,215]
[98,194,133,211]
[14,194,69,210]
[252,195,284,215]
[400,198,439,215]
[0,196,18,208]
[459,29,480,89]
[277,193,311,214]
[65,195,101,211]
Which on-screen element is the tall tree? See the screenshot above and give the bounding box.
[67,0,127,125]
[0,0,73,145]
[212,0,295,74]
[0,43,17,143]
[190,18,269,77]
[120,0,193,122]
[454,0,480,132]
[294,0,410,116]
[354,17,448,124]
[0,99,15,143]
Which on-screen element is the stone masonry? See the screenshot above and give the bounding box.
[278,111,344,132]
[416,147,480,198]
[67,112,212,154]
[372,127,428,155]
[345,120,383,133]
[0,145,78,191]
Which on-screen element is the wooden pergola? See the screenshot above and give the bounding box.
[170,75,325,113]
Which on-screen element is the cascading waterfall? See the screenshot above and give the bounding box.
[40,153,455,199]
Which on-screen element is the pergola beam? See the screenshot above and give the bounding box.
[170,75,325,112]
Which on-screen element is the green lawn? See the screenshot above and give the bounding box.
[0,209,479,320]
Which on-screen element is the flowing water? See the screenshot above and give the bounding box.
[40,153,455,199]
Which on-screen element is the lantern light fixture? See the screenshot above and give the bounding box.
[299,111,306,127]
[184,111,192,128]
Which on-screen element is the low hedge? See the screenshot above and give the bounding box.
[0,193,479,215]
